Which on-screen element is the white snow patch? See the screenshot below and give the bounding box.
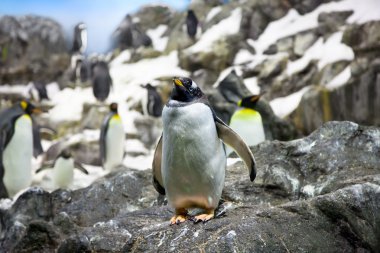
[244,77,261,94]
[287,32,354,75]
[187,8,242,53]
[110,51,188,87]
[123,153,153,171]
[0,198,13,210]
[206,6,222,22]
[227,158,242,166]
[110,50,132,66]
[270,86,311,118]
[146,25,168,52]
[249,0,380,55]
[302,185,316,197]
[226,230,237,238]
[326,66,351,90]
[234,49,254,65]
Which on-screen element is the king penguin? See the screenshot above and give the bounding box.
[0,100,44,198]
[36,149,88,189]
[100,103,125,172]
[152,77,256,224]
[226,95,266,156]
[72,22,87,54]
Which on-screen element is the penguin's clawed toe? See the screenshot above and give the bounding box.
[192,212,214,223]
[170,214,187,225]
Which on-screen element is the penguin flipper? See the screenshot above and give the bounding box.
[35,162,54,173]
[152,135,165,195]
[215,117,257,181]
[74,161,89,174]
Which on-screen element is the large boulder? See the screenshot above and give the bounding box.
[0,15,69,84]
[0,121,379,252]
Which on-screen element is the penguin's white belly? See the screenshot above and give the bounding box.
[52,157,74,188]
[104,117,125,172]
[162,103,226,210]
[80,29,87,53]
[227,109,265,155]
[3,115,33,196]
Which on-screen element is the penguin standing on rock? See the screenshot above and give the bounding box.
[92,61,112,102]
[0,100,44,198]
[152,77,256,224]
[100,103,125,172]
[186,10,198,39]
[36,149,88,189]
[72,22,87,54]
[226,95,266,156]
[141,83,163,117]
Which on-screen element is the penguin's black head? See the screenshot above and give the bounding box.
[110,102,118,113]
[238,95,261,109]
[171,77,203,102]
[20,100,42,115]
[60,149,72,159]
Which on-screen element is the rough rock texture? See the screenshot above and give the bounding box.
[1,121,379,252]
[0,15,69,84]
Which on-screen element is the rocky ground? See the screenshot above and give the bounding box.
[1,121,379,252]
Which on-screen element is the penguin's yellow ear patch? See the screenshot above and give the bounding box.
[174,79,183,87]
[237,100,242,106]
[20,100,28,110]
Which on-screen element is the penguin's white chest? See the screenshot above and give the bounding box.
[162,103,226,210]
[104,116,125,172]
[52,157,74,188]
[227,108,265,155]
[80,29,87,53]
[3,114,33,196]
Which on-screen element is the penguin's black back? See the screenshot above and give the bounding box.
[92,61,112,102]
[146,86,163,117]
[186,10,198,38]
[32,82,49,101]
[72,25,83,53]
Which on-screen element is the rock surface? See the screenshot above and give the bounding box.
[1,121,379,252]
[0,15,69,84]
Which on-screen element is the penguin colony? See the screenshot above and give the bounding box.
[0,10,267,225]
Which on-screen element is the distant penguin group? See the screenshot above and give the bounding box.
[0,100,43,198]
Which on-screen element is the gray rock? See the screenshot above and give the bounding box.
[291,58,380,134]
[1,122,379,252]
[317,10,353,38]
[0,15,69,84]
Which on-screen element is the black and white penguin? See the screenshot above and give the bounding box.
[152,77,256,224]
[28,81,49,102]
[36,149,88,189]
[72,22,87,54]
[141,83,163,117]
[0,100,44,198]
[100,103,125,172]
[226,95,266,156]
[186,10,198,39]
[91,60,112,102]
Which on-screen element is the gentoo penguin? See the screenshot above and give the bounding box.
[100,103,125,172]
[186,10,198,39]
[226,95,266,156]
[36,149,88,189]
[0,100,44,198]
[152,77,256,224]
[92,60,112,102]
[72,22,87,54]
[141,83,163,117]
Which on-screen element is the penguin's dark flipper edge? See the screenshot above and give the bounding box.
[152,135,165,195]
[214,117,257,181]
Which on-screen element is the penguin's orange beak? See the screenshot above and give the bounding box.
[32,107,44,114]
[173,78,184,87]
